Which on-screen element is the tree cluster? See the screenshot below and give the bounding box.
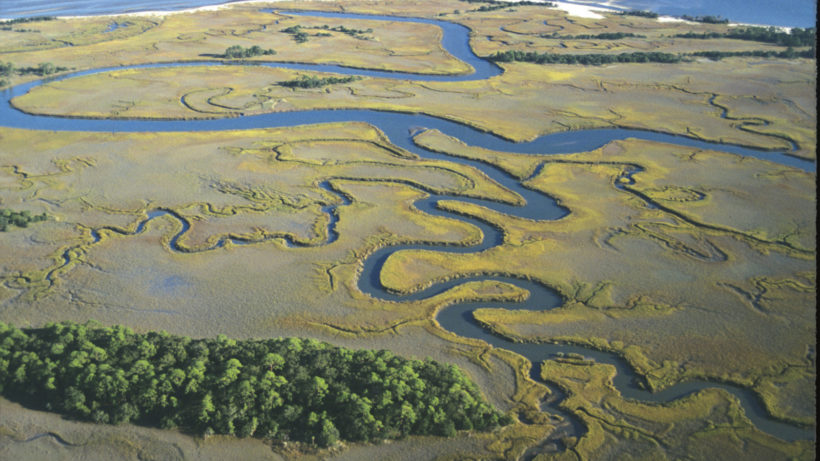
[1,61,67,77]
[488,50,681,65]
[0,209,47,232]
[618,10,659,19]
[692,48,815,60]
[675,26,816,47]
[475,4,512,12]
[0,321,510,448]
[281,26,310,43]
[681,15,729,24]
[460,0,556,7]
[489,46,814,66]
[543,32,645,40]
[278,75,361,89]
[223,45,276,59]
[0,16,56,29]
[315,24,373,39]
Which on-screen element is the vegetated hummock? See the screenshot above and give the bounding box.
[281,25,310,43]
[278,74,361,89]
[0,321,510,447]
[223,45,276,59]
[0,209,47,231]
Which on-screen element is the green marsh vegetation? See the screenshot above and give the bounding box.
[0,320,510,447]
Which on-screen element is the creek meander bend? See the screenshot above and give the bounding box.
[0,9,814,445]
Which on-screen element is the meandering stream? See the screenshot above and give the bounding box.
[0,9,814,444]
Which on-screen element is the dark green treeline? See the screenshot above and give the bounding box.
[0,321,510,447]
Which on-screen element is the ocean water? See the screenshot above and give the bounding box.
[0,0,241,18]
[571,0,817,28]
[0,0,816,27]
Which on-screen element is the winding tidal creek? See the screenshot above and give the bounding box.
[0,9,814,444]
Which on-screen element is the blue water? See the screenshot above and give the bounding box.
[0,7,814,445]
[600,0,816,28]
[0,0,816,27]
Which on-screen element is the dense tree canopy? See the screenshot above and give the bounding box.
[0,321,510,447]
[0,209,47,232]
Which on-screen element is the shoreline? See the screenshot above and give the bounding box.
[0,0,285,21]
[2,0,613,21]
[0,0,800,29]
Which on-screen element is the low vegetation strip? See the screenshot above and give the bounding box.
[679,15,729,24]
[459,0,556,7]
[488,48,815,65]
[1,61,68,77]
[542,32,646,40]
[278,75,361,89]
[0,16,56,27]
[692,48,816,60]
[675,27,816,47]
[314,24,373,39]
[488,50,682,65]
[280,24,373,43]
[0,321,510,447]
[618,10,659,19]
